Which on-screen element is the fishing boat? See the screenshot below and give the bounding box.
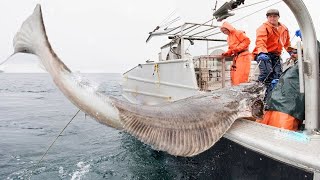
[10,0,319,179]
[122,0,320,178]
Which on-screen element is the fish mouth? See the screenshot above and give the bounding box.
[251,99,264,119]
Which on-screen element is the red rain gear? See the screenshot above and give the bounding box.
[221,22,252,85]
[253,22,295,130]
[253,22,290,55]
[257,111,300,131]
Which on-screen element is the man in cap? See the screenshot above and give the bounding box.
[252,9,291,102]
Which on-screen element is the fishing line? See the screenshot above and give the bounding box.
[204,0,282,38]
[0,54,14,66]
[261,58,281,84]
[231,0,282,23]
[181,18,214,37]
[161,16,181,29]
[159,9,177,27]
[248,60,262,82]
[28,109,81,178]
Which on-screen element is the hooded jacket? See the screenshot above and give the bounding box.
[221,22,250,54]
[221,22,252,86]
[253,21,290,55]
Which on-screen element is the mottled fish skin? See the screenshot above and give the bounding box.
[12,5,263,157]
[112,85,261,156]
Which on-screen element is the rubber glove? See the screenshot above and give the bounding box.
[271,79,279,89]
[295,30,302,39]
[257,53,270,61]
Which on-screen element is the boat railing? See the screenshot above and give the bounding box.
[193,55,259,91]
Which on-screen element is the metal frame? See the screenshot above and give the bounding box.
[284,0,320,132]
[148,22,224,41]
[154,22,227,61]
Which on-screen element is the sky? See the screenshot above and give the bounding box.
[0,0,319,73]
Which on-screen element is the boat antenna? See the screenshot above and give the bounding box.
[213,0,218,11]
[162,16,181,29]
[159,9,177,27]
[211,0,219,26]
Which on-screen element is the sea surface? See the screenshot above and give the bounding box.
[0,73,313,180]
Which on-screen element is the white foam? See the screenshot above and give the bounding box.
[70,162,91,180]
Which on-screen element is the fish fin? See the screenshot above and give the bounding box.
[113,97,239,157]
[13,4,71,72]
[13,4,47,55]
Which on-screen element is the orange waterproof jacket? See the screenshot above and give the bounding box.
[253,22,290,55]
[222,22,250,54]
[222,22,252,85]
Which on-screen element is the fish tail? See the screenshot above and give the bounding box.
[13,4,71,73]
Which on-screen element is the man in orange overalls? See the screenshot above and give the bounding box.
[252,9,290,101]
[220,21,252,86]
[253,9,299,130]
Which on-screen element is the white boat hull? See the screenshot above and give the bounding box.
[122,59,200,105]
[226,119,320,173]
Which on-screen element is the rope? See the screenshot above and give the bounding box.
[159,9,177,27]
[28,109,81,179]
[231,0,282,24]
[161,16,181,29]
[248,60,262,82]
[233,0,272,11]
[153,64,161,86]
[261,58,281,84]
[0,54,14,66]
[204,0,282,38]
[181,18,214,37]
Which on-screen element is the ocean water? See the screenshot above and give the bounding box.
[0,73,313,180]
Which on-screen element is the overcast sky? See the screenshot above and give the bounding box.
[0,0,319,73]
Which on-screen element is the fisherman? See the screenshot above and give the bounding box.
[258,44,303,131]
[252,9,291,102]
[220,21,252,86]
[258,29,320,131]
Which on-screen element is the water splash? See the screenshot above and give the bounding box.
[70,162,91,180]
[70,73,100,93]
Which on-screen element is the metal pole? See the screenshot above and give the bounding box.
[207,41,209,55]
[283,0,319,131]
[297,42,305,93]
[222,58,226,88]
[180,24,186,59]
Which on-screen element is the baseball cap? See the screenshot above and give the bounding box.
[266,9,280,16]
